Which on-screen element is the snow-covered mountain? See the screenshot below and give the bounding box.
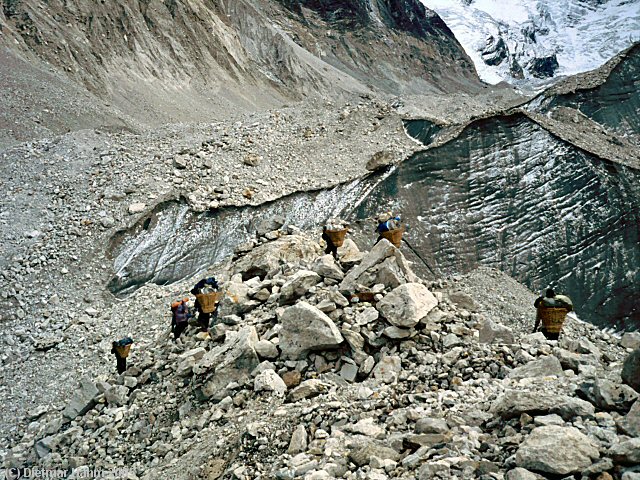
[421,0,640,84]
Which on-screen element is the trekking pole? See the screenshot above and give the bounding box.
[401,237,437,277]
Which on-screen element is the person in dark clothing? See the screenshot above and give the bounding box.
[111,338,133,374]
[171,299,192,340]
[375,212,401,244]
[322,226,339,258]
[534,288,573,340]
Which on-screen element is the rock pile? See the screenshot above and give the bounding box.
[3,229,639,479]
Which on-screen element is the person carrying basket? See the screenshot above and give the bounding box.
[533,288,573,340]
[191,277,222,332]
[111,337,133,374]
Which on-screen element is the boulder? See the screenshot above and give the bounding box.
[491,390,595,421]
[254,339,279,360]
[104,385,129,406]
[508,356,563,380]
[286,379,330,402]
[609,438,640,465]
[580,379,638,412]
[233,234,320,280]
[312,255,344,281]
[218,278,258,316]
[62,378,98,420]
[348,439,400,467]
[279,302,343,360]
[366,150,396,171]
[553,347,599,372]
[372,355,402,384]
[515,425,599,474]
[254,369,287,396]
[279,270,321,305]
[339,240,418,293]
[617,399,640,437]
[621,332,640,350]
[337,239,364,265]
[376,283,437,328]
[478,319,515,344]
[622,348,640,392]
[288,425,308,454]
[194,327,259,399]
[415,418,449,434]
[505,468,539,480]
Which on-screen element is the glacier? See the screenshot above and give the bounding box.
[420,0,640,84]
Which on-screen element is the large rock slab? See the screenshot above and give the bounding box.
[490,390,595,421]
[233,234,320,280]
[194,326,259,399]
[478,319,515,344]
[286,379,330,402]
[515,425,599,474]
[376,283,437,328]
[279,302,343,359]
[622,348,640,392]
[339,239,418,293]
[278,270,321,305]
[312,255,344,281]
[621,332,640,350]
[254,369,287,396]
[553,347,599,372]
[508,356,563,380]
[579,379,638,412]
[62,378,98,420]
[348,439,400,467]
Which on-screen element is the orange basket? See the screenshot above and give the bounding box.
[325,228,348,247]
[538,307,568,333]
[115,344,131,358]
[195,291,223,313]
[381,226,405,248]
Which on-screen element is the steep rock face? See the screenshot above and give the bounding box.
[356,113,640,329]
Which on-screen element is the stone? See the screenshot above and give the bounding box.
[415,418,449,434]
[312,255,344,281]
[128,202,146,214]
[340,362,358,382]
[282,370,302,389]
[286,379,330,403]
[383,326,415,339]
[403,433,447,449]
[609,438,640,464]
[372,355,402,384]
[366,150,395,171]
[505,467,539,480]
[348,440,400,467]
[347,418,385,438]
[491,390,595,420]
[233,234,320,280]
[62,378,99,420]
[621,332,640,350]
[478,319,515,344]
[218,278,255,316]
[194,327,259,400]
[515,425,599,474]
[104,385,129,406]
[356,307,379,325]
[279,302,343,360]
[337,238,364,265]
[622,348,640,392]
[288,425,308,454]
[279,270,321,305]
[254,369,287,396]
[448,291,479,311]
[508,355,563,380]
[580,378,639,412]
[339,239,396,292]
[100,216,115,228]
[243,153,261,166]
[533,414,564,426]
[376,283,437,328]
[553,347,599,372]
[254,339,279,359]
[617,399,640,437]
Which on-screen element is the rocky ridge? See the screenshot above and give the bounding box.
[3,228,639,479]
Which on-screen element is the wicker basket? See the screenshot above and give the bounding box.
[195,291,223,313]
[115,344,131,358]
[538,307,568,333]
[325,228,348,247]
[381,226,405,248]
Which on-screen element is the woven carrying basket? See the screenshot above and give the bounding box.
[538,307,568,333]
[115,344,131,358]
[381,226,405,248]
[325,228,348,247]
[196,291,223,313]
